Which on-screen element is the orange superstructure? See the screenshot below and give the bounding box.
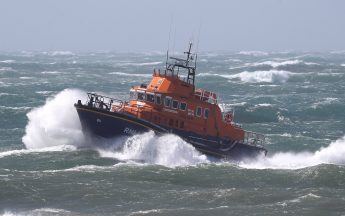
[121,71,245,141]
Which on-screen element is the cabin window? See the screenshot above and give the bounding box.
[172,100,179,109]
[129,90,137,101]
[204,108,209,119]
[196,107,202,117]
[169,119,174,126]
[165,97,172,108]
[146,93,155,103]
[175,120,178,127]
[180,121,184,128]
[137,92,146,101]
[155,95,161,105]
[180,102,187,111]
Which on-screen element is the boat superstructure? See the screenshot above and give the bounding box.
[75,43,267,160]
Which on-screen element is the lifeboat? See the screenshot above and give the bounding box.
[74,43,267,160]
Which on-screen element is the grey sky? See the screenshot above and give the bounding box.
[1,0,344,52]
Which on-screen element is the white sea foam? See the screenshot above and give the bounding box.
[0,93,17,97]
[255,103,273,107]
[97,131,208,168]
[49,51,75,56]
[311,97,338,109]
[0,145,76,159]
[330,50,345,54]
[41,71,62,74]
[238,51,268,56]
[240,136,345,169]
[0,60,15,63]
[22,89,86,149]
[19,76,34,80]
[0,67,15,71]
[1,208,71,216]
[0,106,32,111]
[116,61,162,66]
[36,90,54,95]
[341,63,345,67]
[199,70,291,83]
[108,72,152,77]
[229,70,291,83]
[249,60,302,67]
[224,58,242,62]
[244,59,319,68]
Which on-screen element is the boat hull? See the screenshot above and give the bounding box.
[75,104,267,160]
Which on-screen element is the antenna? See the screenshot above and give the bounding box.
[166,14,173,72]
[167,16,172,52]
[196,20,202,54]
[172,26,176,56]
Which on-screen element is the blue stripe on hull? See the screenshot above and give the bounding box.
[75,104,266,160]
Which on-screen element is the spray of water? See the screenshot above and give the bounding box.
[97,131,209,167]
[20,89,207,167]
[20,89,345,169]
[22,89,86,149]
[240,136,345,169]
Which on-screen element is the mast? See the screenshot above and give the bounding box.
[165,42,197,86]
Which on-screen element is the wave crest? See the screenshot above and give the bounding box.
[97,131,208,168]
[230,70,291,83]
[240,136,345,169]
[22,89,86,149]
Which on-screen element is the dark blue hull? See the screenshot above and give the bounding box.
[75,104,267,160]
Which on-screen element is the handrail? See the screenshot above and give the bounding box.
[194,89,217,104]
[243,131,265,147]
[86,92,125,112]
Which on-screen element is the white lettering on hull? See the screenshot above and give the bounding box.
[123,127,137,135]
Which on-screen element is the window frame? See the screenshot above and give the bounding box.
[196,106,202,117]
[179,102,187,111]
[155,94,162,105]
[137,91,146,101]
[146,92,155,103]
[164,96,172,108]
[204,108,210,119]
[129,90,137,101]
[172,100,179,109]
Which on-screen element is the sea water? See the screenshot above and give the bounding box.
[0,51,345,215]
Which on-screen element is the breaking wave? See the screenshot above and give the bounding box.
[238,51,268,56]
[0,145,76,159]
[229,70,292,83]
[249,60,302,67]
[108,72,152,77]
[1,208,71,216]
[19,89,345,170]
[97,131,209,168]
[116,61,162,66]
[240,136,345,169]
[199,70,292,83]
[22,89,86,149]
[247,59,319,68]
[20,89,206,167]
[48,51,75,56]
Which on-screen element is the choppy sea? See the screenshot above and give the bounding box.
[0,50,345,215]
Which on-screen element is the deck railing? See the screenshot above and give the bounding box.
[243,131,265,147]
[86,92,156,120]
[86,92,124,112]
